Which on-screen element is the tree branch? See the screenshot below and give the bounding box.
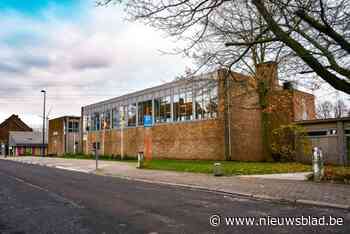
[295,9,350,54]
[253,0,350,94]
[225,37,279,46]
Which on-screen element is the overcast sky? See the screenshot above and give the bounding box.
[0,0,191,128]
[0,0,346,128]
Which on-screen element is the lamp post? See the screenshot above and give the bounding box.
[41,90,46,157]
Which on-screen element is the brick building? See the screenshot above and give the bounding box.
[81,62,316,161]
[48,116,81,156]
[0,115,33,156]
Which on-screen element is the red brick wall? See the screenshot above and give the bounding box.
[224,70,264,161]
[85,119,225,160]
[293,91,316,121]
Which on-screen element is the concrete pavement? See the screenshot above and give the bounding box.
[2,156,350,210]
[238,172,312,181]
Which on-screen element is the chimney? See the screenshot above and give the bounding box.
[256,62,278,91]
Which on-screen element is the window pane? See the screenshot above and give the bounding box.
[173,94,180,122]
[127,103,137,127]
[195,88,204,120]
[155,96,171,123]
[120,106,127,127]
[209,83,218,118]
[93,112,100,131]
[195,80,218,120]
[112,108,120,128]
[174,88,193,122]
[102,111,111,129]
[138,100,152,125]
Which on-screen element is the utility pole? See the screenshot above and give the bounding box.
[41,90,46,157]
[121,108,125,160]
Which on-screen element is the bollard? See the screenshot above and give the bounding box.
[312,147,324,182]
[213,162,223,176]
[319,149,324,178]
[137,151,144,169]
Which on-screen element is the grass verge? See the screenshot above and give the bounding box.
[143,159,311,176]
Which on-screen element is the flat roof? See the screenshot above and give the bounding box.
[295,117,350,125]
[50,116,81,121]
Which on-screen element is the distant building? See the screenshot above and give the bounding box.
[9,131,47,156]
[0,115,33,156]
[48,116,81,156]
[81,62,316,161]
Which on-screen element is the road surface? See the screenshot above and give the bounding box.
[0,159,348,233]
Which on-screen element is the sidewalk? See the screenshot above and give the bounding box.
[2,156,350,210]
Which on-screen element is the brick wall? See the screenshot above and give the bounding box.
[85,119,225,160]
[48,118,64,156]
[224,70,264,161]
[293,90,316,121]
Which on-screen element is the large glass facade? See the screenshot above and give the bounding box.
[84,80,218,131]
[155,96,171,123]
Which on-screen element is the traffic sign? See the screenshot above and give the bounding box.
[144,115,153,128]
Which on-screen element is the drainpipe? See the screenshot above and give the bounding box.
[223,70,231,161]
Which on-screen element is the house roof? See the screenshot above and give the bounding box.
[9,131,47,146]
[0,115,32,131]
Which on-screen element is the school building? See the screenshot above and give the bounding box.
[81,62,316,161]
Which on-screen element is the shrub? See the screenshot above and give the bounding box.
[270,124,311,162]
[322,166,350,184]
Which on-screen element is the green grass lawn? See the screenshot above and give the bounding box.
[143,159,311,176]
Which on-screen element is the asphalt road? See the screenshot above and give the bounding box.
[0,160,349,234]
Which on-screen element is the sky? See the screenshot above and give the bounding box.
[0,1,346,129]
[0,0,190,128]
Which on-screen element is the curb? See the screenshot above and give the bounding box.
[2,159,350,211]
[99,172,350,211]
[296,199,350,210]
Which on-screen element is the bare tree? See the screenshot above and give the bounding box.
[316,100,334,119]
[334,99,348,118]
[98,0,350,94]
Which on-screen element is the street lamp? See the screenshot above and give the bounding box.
[41,90,46,157]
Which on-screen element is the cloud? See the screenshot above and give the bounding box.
[71,54,111,70]
[0,62,24,74]
[19,55,50,68]
[0,1,191,126]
